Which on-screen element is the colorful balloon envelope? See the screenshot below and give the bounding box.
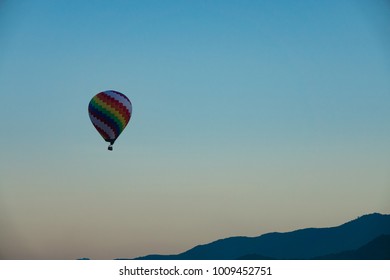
[88,90,132,150]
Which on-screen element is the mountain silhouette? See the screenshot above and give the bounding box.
[133,213,390,260]
[313,234,390,260]
[236,253,275,260]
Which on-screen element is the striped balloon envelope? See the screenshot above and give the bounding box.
[88,90,132,150]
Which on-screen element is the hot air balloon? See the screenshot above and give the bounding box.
[88,90,132,151]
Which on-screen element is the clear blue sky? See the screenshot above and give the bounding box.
[1,0,390,259]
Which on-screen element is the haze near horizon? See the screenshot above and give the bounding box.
[0,0,389,259]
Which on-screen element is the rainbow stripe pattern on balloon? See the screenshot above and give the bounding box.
[88,90,132,144]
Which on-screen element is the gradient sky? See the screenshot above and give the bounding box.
[1,0,390,259]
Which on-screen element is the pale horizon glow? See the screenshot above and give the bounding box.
[0,0,390,259]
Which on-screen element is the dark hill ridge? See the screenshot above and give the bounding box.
[236,235,390,260]
[134,213,390,260]
[314,234,390,260]
[237,253,275,260]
